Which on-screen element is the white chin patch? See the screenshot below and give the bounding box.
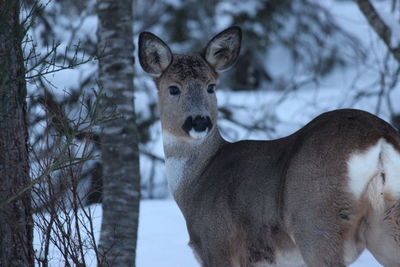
[189,129,208,139]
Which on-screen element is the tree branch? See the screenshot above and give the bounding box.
[356,0,400,62]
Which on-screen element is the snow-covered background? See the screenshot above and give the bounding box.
[34,200,382,266]
[137,201,382,267]
[30,0,399,266]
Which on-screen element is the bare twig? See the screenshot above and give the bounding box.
[356,0,400,62]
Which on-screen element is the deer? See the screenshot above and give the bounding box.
[138,26,400,267]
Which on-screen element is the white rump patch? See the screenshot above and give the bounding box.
[347,138,400,210]
[381,141,400,198]
[348,139,383,200]
[165,157,187,193]
[189,129,208,139]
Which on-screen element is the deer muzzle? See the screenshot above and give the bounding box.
[182,115,213,139]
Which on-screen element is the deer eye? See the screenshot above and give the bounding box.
[207,84,216,94]
[168,86,180,95]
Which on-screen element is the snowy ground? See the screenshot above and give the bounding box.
[34,200,383,266]
[137,200,382,267]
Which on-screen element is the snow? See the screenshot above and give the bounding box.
[34,200,383,266]
[136,200,383,267]
[217,0,262,18]
[216,85,400,142]
[33,205,102,266]
[137,201,196,267]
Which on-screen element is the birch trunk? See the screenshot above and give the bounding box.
[97,0,141,265]
[0,0,33,266]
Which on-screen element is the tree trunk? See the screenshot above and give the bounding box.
[97,0,141,265]
[0,0,34,266]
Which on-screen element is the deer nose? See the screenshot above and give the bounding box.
[192,116,211,131]
[182,115,212,134]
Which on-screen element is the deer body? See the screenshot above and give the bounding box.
[139,27,400,267]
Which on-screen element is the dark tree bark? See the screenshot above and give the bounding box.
[97,0,141,265]
[356,0,400,62]
[0,0,34,266]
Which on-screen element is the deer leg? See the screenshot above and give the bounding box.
[366,200,400,267]
[196,248,240,267]
[293,229,347,267]
[385,200,400,246]
[287,197,352,267]
[189,238,244,267]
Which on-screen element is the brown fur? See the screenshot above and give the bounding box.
[385,201,400,244]
[154,53,219,140]
[138,27,400,267]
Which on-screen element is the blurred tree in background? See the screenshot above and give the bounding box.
[25,0,399,201]
[158,0,362,91]
[97,0,140,264]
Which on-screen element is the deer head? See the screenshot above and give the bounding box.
[138,26,241,141]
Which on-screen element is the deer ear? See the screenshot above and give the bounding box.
[203,26,241,72]
[139,32,172,76]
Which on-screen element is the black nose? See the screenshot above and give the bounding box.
[182,116,212,133]
[192,116,211,131]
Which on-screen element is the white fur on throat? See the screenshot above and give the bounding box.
[162,130,211,193]
[165,157,187,193]
[162,131,186,193]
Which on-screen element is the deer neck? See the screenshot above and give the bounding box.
[162,127,225,199]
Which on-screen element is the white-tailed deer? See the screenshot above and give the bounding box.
[138,26,400,267]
